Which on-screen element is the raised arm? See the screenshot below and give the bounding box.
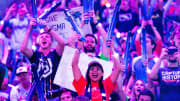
[72,50,82,82]
[110,55,123,85]
[20,19,35,58]
[116,56,126,101]
[148,19,162,57]
[135,19,147,55]
[116,72,126,101]
[43,26,65,56]
[148,19,162,41]
[3,3,17,21]
[150,48,167,79]
[0,3,16,31]
[91,11,111,58]
[163,0,173,16]
[135,19,147,42]
[157,0,163,11]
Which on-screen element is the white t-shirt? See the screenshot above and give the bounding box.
[10,84,30,101]
[9,16,31,50]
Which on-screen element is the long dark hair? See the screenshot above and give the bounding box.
[85,61,104,92]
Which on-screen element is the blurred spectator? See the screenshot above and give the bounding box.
[59,88,74,101]
[0,3,31,84]
[0,64,14,101]
[127,34,160,94]
[135,19,162,57]
[2,2,31,51]
[140,0,164,41]
[117,79,146,101]
[10,65,31,101]
[65,0,81,9]
[115,0,139,37]
[129,0,139,14]
[138,88,154,101]
[150,45,180,101]
[0,21,13,65]
[98,0,116,31]
[0,63,8,91]
[165,0,180,17]
[75,95,89,101]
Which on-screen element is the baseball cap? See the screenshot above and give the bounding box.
[16,66,28,75]
[88,61,104,72]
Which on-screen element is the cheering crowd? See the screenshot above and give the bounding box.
[0,0,180,101]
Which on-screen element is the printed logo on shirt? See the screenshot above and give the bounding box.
[118,13,132,22]
[161,70,180,82]
[91,87,102,100]
[38,58,53,78]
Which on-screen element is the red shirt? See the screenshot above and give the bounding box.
[135,40,162,57]
[73,76,117,101]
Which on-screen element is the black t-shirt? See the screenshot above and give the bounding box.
[29,50,61,97]
[116,9,139,32]
[158,66,180,101]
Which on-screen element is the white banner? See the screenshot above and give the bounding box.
[54,46,113,91]
[44,7,92,42]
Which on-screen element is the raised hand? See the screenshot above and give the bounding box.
[141,19,147,28]
[29,18,37,29]
[160,48,168,60]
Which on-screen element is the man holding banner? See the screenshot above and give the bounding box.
[20,18,65,100]
[68,11,110,59]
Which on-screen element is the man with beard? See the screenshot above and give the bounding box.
[83,34,98,57]
[69,11,109,59]
[150,45,180,101]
